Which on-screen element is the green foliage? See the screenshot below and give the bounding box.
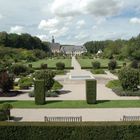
[51,81,63,91]
[0,32,50,52]
[106,80,121,89]
[91,69,105,74]
[108,59,117,70]
[0,122,140,140]
[11,64,29,76]
[130,60,139,69]
[56,62,65,70]
[0,70,14,93]
[34,70,55,91]
[34,80,45,105]
[18,77,33,89]
[0,110,7,121]
[40,63,48,69]
[113,87,140,96]
[86,80,97,104]
[92,61,101,69]
[118,67,139,91]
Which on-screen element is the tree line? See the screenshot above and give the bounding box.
[84,34,140,60]
[0,32,50,52]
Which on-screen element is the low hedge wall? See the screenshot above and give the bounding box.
[34,67,74,70]
[0,122,140,140]
[81,66,122,69]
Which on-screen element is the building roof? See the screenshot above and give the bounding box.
[61,45,87,53]
[50,43,61,51]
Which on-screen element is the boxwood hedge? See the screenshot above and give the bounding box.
[0,122,140,140]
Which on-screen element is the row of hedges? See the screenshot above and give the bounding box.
[0,122,140,140]
[34,67,74,70]
[81,66,121,69]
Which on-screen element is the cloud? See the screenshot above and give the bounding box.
[0,14,3,19]
[130,17,140,24]
[49,27,69,37]
[51,0,123,18]
[36,35,48,41]
[38,18,59,30]
[9,26,24,34]
[76,20,85,29]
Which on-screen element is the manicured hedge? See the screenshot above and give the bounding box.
[81,66,121,69]
[34,80,45,105]
[86,79,97,104]
[34,67,74,70]
[0,122,140,140]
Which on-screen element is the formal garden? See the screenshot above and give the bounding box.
[0,32,140,140]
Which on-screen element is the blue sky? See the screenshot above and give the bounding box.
[0,0,140,45]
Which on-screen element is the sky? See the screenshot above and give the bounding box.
[0,0,140,45]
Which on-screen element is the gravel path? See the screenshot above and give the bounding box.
[11,108,140,122]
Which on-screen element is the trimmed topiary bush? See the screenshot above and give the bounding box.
[86,79,97,104]
[0,70,14,93]
[118,67,139,91]
[56,62,65,70]
[34,80,45,105]
[41,63,48,69]
[92,61,101,69]
[108,59,117,70]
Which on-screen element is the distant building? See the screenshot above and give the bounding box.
[50,36,61,53]
[61,45,87,55]
[49,36,87,55]
[96,49,103,57]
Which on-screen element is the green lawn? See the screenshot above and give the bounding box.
[78,58,125,67]
[0,100,140,108]
[28,59,71,68]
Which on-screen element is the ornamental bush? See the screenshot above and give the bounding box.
[11,64,29,76]
[0,70,14,93]
[40,63,48,69]
[56,62,65,70]
[92,61,101,69]
[118,67,139,91]
[86,79,97,104]
[108,59,117,70]
[18,77,33,89]
[130,60,139,69]
[34,70,55,91]
[34,80,45,105]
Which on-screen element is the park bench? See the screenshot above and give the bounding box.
[44,116,82,122]
[122,115,140,121]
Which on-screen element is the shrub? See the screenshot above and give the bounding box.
[0,70,14,93]
[45,91,58,97]
[28,64,32,68]
[18,77,33,89]
[112,87,140,96]
[92,61,101,69]
[34,80,45,105]
[0,122,140,140]
[91,69,105,74]
[86,79,97,104]
[106,80,121,89]
[40,63,48,69]
[11,64,29,76]
[56,62,65,70]
[51,81,63,91]
[108,59,117,70]
[0,110,7,121]
[130,60,139,69]
[1,103,13,119]
[118,67,139,91]
[34,70,55,91]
